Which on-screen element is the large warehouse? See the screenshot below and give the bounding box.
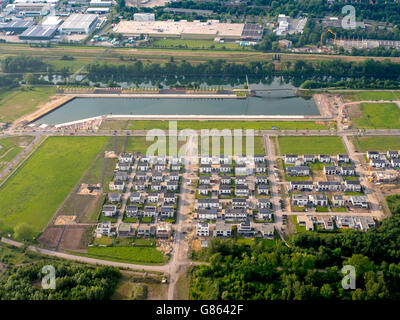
[19,25,57,40]
[113,20,245,40]
[0,20,34,33]
[59,14,98,34]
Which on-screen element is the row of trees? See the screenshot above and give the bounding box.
[190,200,400,300]
[0,262,121,300]
[168,0,400,25]
[87,58,400,86]
[1,56,47,73]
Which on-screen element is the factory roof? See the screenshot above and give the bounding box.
[19,25,57,38]
[113,20,245,38]
[60,13,98,30]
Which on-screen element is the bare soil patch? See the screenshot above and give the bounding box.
[38,226,64,249]
[59,225,92,252]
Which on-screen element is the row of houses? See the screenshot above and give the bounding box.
[96,221,172,240]
[285,154,350,165]
[297,215,375,231]
[370,158,400,169]
[289,180,362,192]
[197,220,274,239]
[292,194,368,208]
[197,197,272,221]
[199,154,266,165]
[199,162,267,175]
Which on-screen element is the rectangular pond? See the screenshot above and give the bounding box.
[35,93,319,125]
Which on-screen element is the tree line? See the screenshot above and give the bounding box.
[190,199,400,300]
[87,58,400,87]
[0,262,121,300]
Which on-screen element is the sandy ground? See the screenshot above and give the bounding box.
[15,95,74,126]
[54,215,77,226]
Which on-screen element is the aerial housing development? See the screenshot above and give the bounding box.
[0,0,400,307]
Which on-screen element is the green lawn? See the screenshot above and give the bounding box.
[0,86,56,123]
[122,120,328,131]
[347,91,400,101]
[0,136,108,236]
[351,136,400,152]
[151,39,249,50]
[278,136,346,155]
[352,103,400,129]
[85,246,167,264]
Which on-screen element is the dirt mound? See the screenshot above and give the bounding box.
[54,215,76,226]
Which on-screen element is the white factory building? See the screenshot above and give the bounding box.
[41,15,63,27]
[113,19,245,40]
[133,13,155,21]
[89,0,113,7]
[59,13,98,34]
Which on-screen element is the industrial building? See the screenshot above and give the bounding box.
[86,7,110,14]
[59,13,98,34]
[275,14,307,36]
[13,3,50,16]
[41,16,63,27]
[241,23,263,41]
[89,0,113,7]
[133,13,155,21]
[0,19,34,33]
[19,25,57,40]
[113,20,263,42]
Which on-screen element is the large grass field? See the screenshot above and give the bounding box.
[120,120,328,131]
[2,44,399,71]
[345,91,400,101]
[351,136,400,152]
[352,103,400,129]
[0,136,34,171]
[151,39,249,50]
[84,246,167,264]
[0,86,55,123]
[0,136,108,236]
[278,136,346,155]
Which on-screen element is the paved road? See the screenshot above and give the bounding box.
[264,135,287,243]
[167,135,196,300]
[0,135,45,185]
[1,237,170,272]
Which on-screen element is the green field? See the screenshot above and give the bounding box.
[351,136,400,152]
[84,246,167,264]
[0,136,108,236]
[278,136,346,155]
[114,120,328,131]
[200,135,264,155]
[0,86,55,123]
[352,103,400,129]
[347,91,400,101]
[151,39,249,50]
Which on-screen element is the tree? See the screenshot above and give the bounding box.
[23,73,37,84]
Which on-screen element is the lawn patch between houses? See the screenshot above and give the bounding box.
[278,136,346,155]
[351,136,400,152]
[352,103,400,129]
